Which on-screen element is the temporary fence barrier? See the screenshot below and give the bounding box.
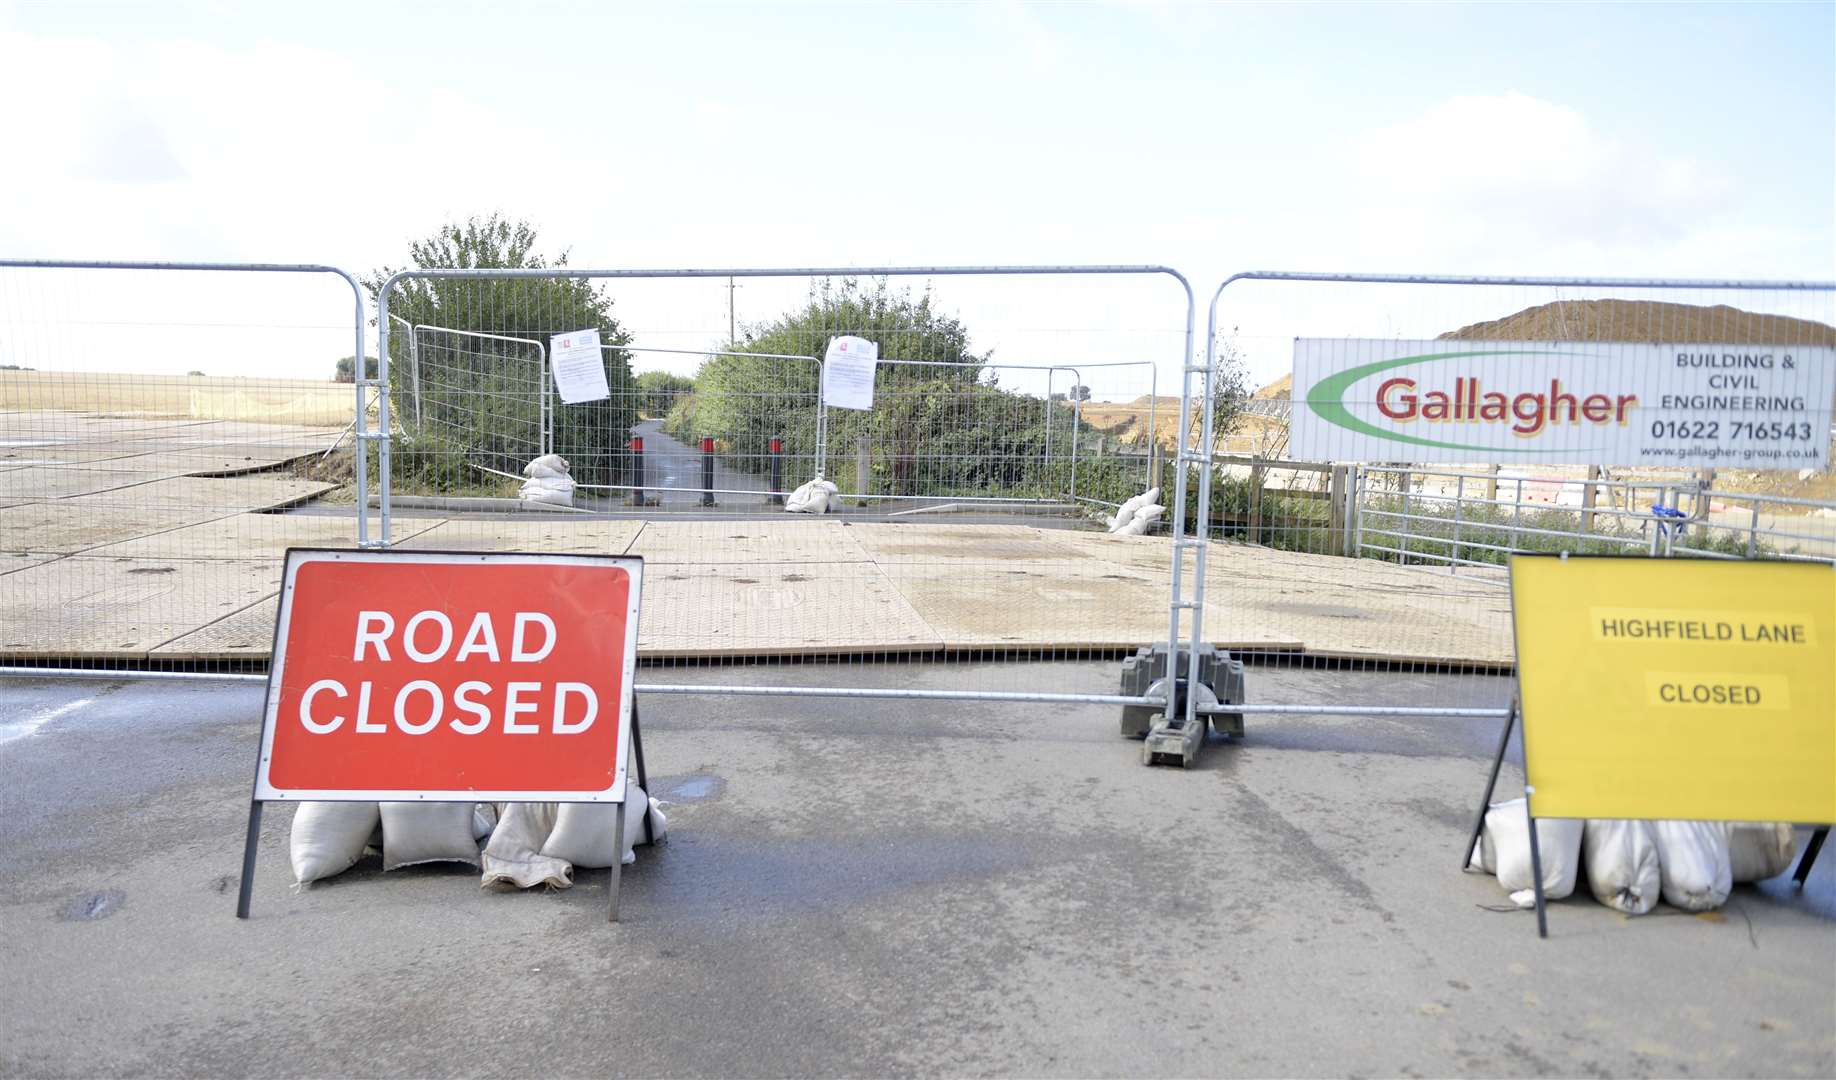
[365,264,1191,707]
[1187,272,1836,712]
[0,259,375,675]
[7,259,1834,738]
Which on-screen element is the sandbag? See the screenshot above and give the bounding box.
[540,785,652,869]
[1108,487,1161,532]
[518,475,576,507]
[1115,504,1165,537]
[471,802,498,841]
[785,478,838,514]
[1582,819,1661,915]
[1726,822,1798,883]
[290,801,380,884]
[523,453,570,479]
[480,802,571,890]
[1652,820,1733,910]
[1480,798,1584,908]
[380,802,481,870]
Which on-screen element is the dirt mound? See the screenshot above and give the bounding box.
[1439,299,1836,346]
[1252,374,1292,399]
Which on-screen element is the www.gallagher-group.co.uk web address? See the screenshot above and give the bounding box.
[1638,444,1827,463]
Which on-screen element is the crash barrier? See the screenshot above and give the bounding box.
[0,260,374,677]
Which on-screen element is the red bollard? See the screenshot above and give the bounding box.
[769,437,784,505]
[701,437,716,507]
[630,436,646,507]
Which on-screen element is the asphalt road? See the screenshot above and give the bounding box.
[630,419,776,507]
[1,663,1831,1078]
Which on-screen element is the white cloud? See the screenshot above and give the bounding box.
[1341,91,1738,266]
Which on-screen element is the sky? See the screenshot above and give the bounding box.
[1,0,1831,391]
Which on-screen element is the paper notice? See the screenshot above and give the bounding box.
[822,335,879,410]
[549,328,610,404]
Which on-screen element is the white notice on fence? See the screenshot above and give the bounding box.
[822,336,879,410]
[549,328,609,404]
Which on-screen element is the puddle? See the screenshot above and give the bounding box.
[653,774,725,802]
[59,889,125,921]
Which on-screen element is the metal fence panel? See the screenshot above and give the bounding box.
[0,260,369,675]
[1195,272,1836,687]
[367,265,1190,699]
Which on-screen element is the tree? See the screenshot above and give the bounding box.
[635,371,694,418]
[669,277,994,493]
[1196,336,1249,452]
[333,356,378,383]
[1069,383,1092,402]
[364,215,636,488]
[669,277,1099,499]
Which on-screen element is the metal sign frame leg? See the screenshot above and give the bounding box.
[1524,788,1549,939]
[1794,826,1828,887]
[1462,697,1518,870]
[610,698,659,922]
[235,800,264,920]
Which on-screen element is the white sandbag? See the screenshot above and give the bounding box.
[1726,822,1798,883]
[540,785,652,869]
[523,453,570,479]
[1582,819,1662,915]
[290,801,380,884]
[471,802,498,841]
[1481,798,1584,908]
[1114,504,1165,537]
[518,475,576,507]
[380,802,481,870]
[1108,487,1161,532]
[1652,820,1733,910]
[646,798,668,845]
[480,802,571,890]
[784,478,838,514]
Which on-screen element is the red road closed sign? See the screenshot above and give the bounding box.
[254,549,643,803]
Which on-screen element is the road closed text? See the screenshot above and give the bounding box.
[296,610,600,736]
[1644,672,1791,711]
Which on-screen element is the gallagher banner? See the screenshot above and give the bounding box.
[1289,339,1834,467]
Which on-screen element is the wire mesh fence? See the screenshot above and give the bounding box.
[366,266,1190,697]
[1192,273,1836,681]
[0,261,369,675]
[8,260,1831,721]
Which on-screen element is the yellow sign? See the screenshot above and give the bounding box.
[1512,556,1835,823]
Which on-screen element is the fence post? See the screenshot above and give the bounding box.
[1248,456,1265,545]
[1400,470,1414,565]
[1351,470,1365,557]
[1580,465,1600,534]
[1509,478,1523,554]
[769,437,784,505]
[1451,474,1465,572]
[856,432,871,500]
[1329,464,1347,555]
[1694,468,1716,541]
[1483,463,1499,502]
[630,436,646,507]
